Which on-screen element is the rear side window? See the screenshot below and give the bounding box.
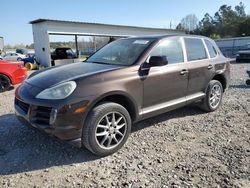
[205,40,217,58]
[150,38,184,64]
[185,38,207,61]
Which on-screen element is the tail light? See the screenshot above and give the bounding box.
[18,62,24,68]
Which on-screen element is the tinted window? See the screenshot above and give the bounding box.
[150,38,184,64]
[205,40,217,58]
[185,38,207,61]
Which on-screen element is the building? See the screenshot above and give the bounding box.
[216,37,250,58]
[30,19,184,67]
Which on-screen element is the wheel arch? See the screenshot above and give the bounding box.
[0,72,13,84]
[86,91,138,123]
[211,74,227,91]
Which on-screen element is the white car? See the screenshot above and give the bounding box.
[0,53,26,61]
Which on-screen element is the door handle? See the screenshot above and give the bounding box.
[207,64,213,70]
[180,69,188,75]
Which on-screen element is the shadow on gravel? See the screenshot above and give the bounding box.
[0,114,98,175]
[132,106,204,132]
[0,106,203,175]
[0,86,14,93]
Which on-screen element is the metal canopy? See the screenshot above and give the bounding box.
[30,19,184,67]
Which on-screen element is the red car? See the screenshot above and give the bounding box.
[0,60,27,92]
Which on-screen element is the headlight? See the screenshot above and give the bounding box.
[36,81,77,99]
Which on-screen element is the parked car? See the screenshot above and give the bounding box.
[21,55,37,65]
[16,48,28,55]
[0,60,27,92]
[0,53,26,61]
[51,47,77,60]
[50,47,77,66]
[15,35,230,156]
[236,50,250,62]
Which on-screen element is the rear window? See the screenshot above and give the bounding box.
[185,38,207,61]
[205,40,217,58]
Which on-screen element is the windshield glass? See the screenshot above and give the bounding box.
[86,38,154,66]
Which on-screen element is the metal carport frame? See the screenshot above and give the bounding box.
[30,19,184,67]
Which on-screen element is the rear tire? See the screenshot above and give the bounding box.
[82,102,131,157]
[17,57,22,61]
[199,80,223,112]
[0,74,11,92]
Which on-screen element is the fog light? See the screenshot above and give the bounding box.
[49,109,58,125]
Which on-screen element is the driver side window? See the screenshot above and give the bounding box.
[149,38,184,64]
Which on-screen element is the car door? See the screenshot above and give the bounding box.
[142,37,188,117]
[9,53,16,61]
[184,37,213,96]
[13,53,19,61]
[3,54,11,61]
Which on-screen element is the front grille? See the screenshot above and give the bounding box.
[31,106,52,125]
[15,98,29,114]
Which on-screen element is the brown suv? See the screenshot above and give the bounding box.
[15,35,230,156]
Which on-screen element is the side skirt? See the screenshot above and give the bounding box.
[138,92,205,120]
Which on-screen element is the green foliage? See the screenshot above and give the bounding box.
[237,17,250,36]
[210,34,221,39]
[177,2,250,38]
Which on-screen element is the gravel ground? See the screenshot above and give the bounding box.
[0,62,249,188]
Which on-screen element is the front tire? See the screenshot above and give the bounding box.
[199,80,223,112]
[0,74,11,92]
[82,102,131,157]
[246,79,250,85]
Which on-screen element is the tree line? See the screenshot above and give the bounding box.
[176,2,250,39]
[4,37,110,50]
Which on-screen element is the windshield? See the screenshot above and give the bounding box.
[86,38,154,66]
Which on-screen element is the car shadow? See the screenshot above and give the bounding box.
[229,84,249,89]
[0,114,98,175]
[132,105,204,133]
[0,86,14,93]
[0,106,203,175]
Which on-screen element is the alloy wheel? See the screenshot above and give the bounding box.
[209,84,222,109]
[95,112,127,149]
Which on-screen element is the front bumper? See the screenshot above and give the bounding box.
[14,86,92,147]
[12,67,27,85]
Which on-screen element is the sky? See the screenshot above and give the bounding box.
[1,0,250,45]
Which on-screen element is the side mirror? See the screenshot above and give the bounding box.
[148,56,168,67]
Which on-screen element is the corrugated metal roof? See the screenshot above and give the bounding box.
[30,18,181,32]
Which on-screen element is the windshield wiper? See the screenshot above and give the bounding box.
[86,61,109,65]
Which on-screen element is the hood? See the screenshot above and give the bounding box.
[26,62,123,89]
